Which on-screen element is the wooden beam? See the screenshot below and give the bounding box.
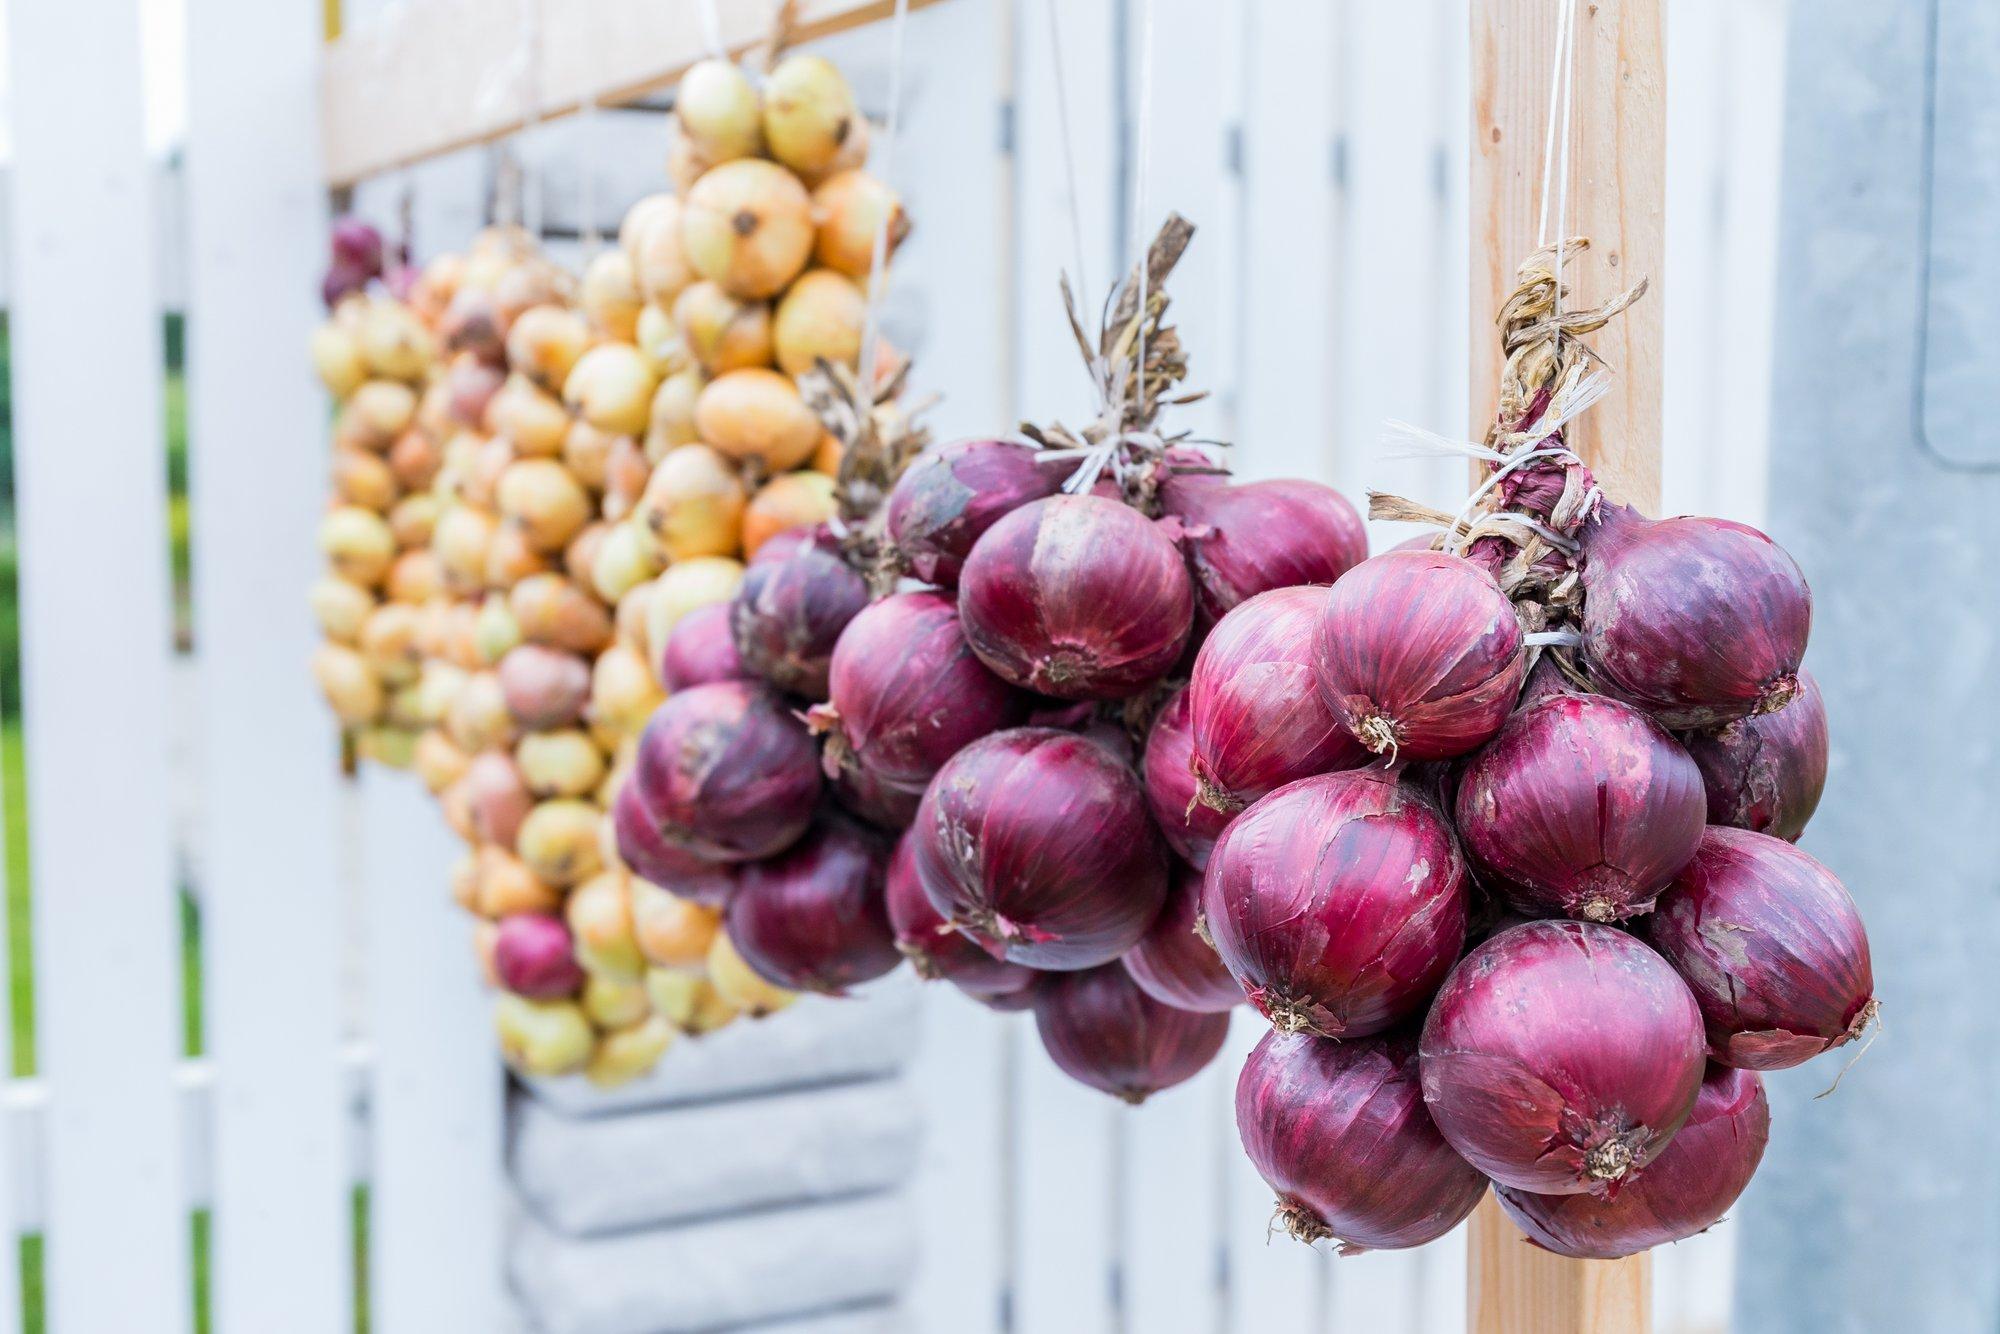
[1466,1,1664,1330]
[320,0,946,188]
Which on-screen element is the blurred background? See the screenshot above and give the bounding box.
[0,0,1985,1332]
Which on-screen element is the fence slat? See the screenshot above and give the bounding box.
[357,771,505,1331]
[4,0,188,1328]
[182,0,354,1327]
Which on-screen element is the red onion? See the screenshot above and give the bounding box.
[462,751,533,849]
[1141,687,1231,871]
[1123,864,1239,1013]
[625,680,821,862]
[1646,826,1875,1070]
[749,527,812,567]
[322,259,372,310]
[1237,1029,1487,1252]
[885,437,1067,588]
[829,759,926,831]
[330,217,386,276]
[1161,477,1368,624]
[1419,920,1707,1194]
[1682,669,1827,842]
[885,831,1034,999]
[493,912,585,999]
[659,602,747,691]
[498,643,592,729]
[724,813,900,995]
[1580,504,1812,728]
[809,591,1028,787]
[1201,769,1468,1037]
[1031,963,1229,1103]
[974,978,1042,1012]
[1496,1064,1769,1259]
[1314,549,1525,760]
[729,527,870,699]
[958,495,1193,700]
[1454,693,1706,922]
[912,727,1168,968]
[1188,586,1368,814]
[612,791,743,907]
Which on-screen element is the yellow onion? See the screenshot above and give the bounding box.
[415,728,470,794]
[615,582,654,654]
[600,437,652,523]
[567,871,645,981]
[488,374,572,456]
[645,967,727,1033]
[311,644,385,725]
[504,304,590,394]
[357,299,435,381]
[463,436,518,510]
[384,549,445,605]
[331,448,399,512]
[743,472,836,557]
[633,303,685,375]
[631,198,697,306]
[681,160,815,300]
[496,457,592,553]
[445,670,518,753]
[511,572,614,654]
[619,193,678,267]
[589,522,663,603]
[444,353,506,430]
[581,251,644,342]
[517,798,606,889]
[355,726,418,768]
[586,1014,673,1087]
[387,430,443,493]
[475,845,562,917]
[644,557,746,666]
[811,170,909,279]
[675,57,763,164]
[811,433,843,477]
[433,504,497,591]
[581,972,649,1029]
[762,54,860,176]
[473,592,523,665]
[484,523,554,589]
[563,343,659,437]
[516,729,608,799]
[338,380,420,451]
[589,643,665,738]
[309,576,375,643]
[666,127,713,196]
[564,522,611,589]
[706,930,795,1018]
[410,252,465,325]
[694,368,822,472]
[492,257,573,331]
[319,506,396,586]
[773,269,866,376]
[630,880,721,969]
[645,368,706,461]
[636,442,746,561]
[494,994,593,1078]
[310,322,367,396]
[672,280,774,375]
[560,419,617,491]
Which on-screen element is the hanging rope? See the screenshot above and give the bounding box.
[578,94,601,257]
[693,0,726,61]
[1042,0,1095,321]
[1129,0,1157,428]
[855,0,912,395]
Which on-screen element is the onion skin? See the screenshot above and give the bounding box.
[611,790,743,907]
[658,602,747,691]
[730,529,870,699]
[884,437,1067,588]
[885,832,1033,999]
[724,813,900,995]
[1201,769,1468,1038]
[913,727,1169,969]
[1681,669,1827,842]
[1454,693,1706,922]
[1123,864,1240,1013]
[625,680,821,862]
[1189,587,1369,814]
[1419,920,1707,1195]
[1237,1030,1488,1253]
[493,912,586,999]
[1140,687,1231,871]
[1580,503,1813,729]
[811,591,1028,787]
[1031,963,1230,1103]
[958,495,1194,701]
[829,759,926,831]
[1645,827,1875,1070]
[1161,477,1368,625]
[1314,549,1526,761]
[1496,1064,1769,1259]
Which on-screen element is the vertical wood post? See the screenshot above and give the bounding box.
[1467,1,1664,1331]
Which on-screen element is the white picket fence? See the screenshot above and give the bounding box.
[0,0,1787,1331]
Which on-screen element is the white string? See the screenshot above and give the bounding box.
[579,95,601,257]
[1129,0,1157,427]
[694,0,726,60]
[1534,0,1575,248]
[1043,0,1094,319]
[519,0,544,238]
[1546,0,1579,328]
[855,0,911,393]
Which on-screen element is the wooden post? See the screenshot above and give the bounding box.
[1466,1,1664,1331]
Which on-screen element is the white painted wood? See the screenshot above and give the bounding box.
[182,0,353,1327]
[358,770,505,1332]
[4,0,187,1329]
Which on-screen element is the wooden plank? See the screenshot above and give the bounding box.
[4,0,189,1328]
[1466,2,1663,1331]
[358,771,505,1332]
[184,0,355,1326]
[321,0,947,186]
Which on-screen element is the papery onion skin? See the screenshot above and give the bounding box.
[1162,477,1368,625]
[1455,692,1706,922]
[1681,670,1828,842]
[884,437,1067,588]
[1031,963,1230,1103]
[812,591,1028,787]
[1580,504,1813,729]
[729,528,870,699]
[958,495,1194,701]
[1314,549,1525,761]
[1189,586,1369,813]
[611,787,743,907]
[724,812,900,995]
[1142,687,1231,871]
[1419,920,1707,1195]
[659,602,747,691]
[1123,864,1240,1013]
[885,831,1033,998]
[1645,826,1875,1070]
[1201,769,1468,1038]
[1238,1029,1488,1253]
[913,727,1169,969]
[626,680,821,862]
[1496,1064,1769,1260]
[493,912,586,999]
